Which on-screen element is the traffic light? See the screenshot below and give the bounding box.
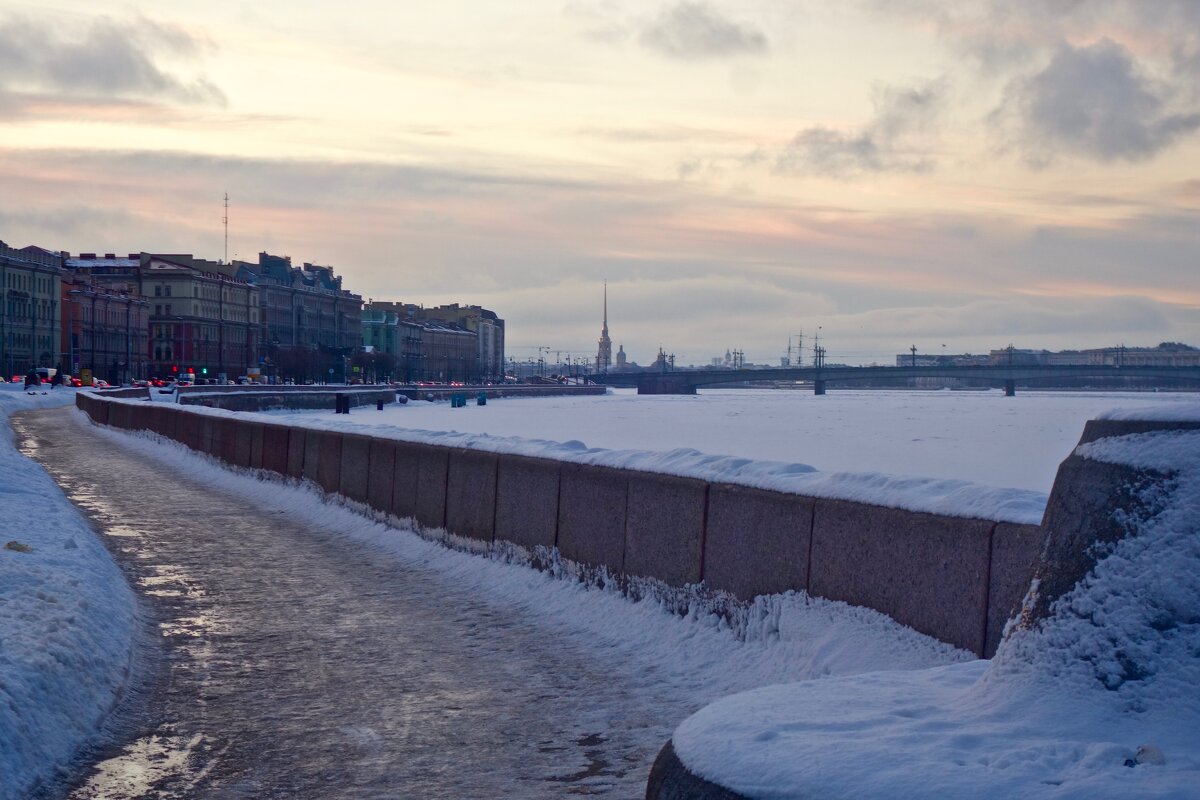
[172,365,178,373]
[187,367,195,374]
[201,367,207,374]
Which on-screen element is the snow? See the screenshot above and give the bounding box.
[11,386,1198,798]
[1097,402,1200,422]
[0,387,136,800]
[123,389,1092,523]
[673,427,1200,799]
[217,386,1194,521]
[260,388,1196,493]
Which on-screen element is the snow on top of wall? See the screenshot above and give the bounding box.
[112,397,1048,524]
[1097,402,1200,422]
[674,428,1200,798]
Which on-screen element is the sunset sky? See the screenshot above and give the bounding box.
[1,1,1197,365]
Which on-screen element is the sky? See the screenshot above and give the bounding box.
[0,1,1197,366]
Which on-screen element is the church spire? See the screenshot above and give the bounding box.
[596,282,612,372]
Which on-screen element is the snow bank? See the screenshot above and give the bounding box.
[674,428,1200,799]
[109,397,1048,523]
[1098,402,1200,422]
[0,387,136,800]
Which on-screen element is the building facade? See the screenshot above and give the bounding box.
[364,301,481,382]
[410,303,505,382]
[1,241,62,377]
[61,263,150,383]
[82,253,260,380]
[239,252,363,381]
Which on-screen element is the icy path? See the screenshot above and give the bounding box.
[17,408,668,798]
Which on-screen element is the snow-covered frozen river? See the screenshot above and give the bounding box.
[268,388,1197,493]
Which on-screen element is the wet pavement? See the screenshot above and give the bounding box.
[15,408,666,799]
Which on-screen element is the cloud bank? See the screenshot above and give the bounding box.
[0,13,225,111]
[776,79,948,176]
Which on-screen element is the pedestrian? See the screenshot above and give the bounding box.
[50,371,63,389]
[24,369,39,391]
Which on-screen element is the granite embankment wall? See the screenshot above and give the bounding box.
[76,393,1044,657]
[93,385,396,411]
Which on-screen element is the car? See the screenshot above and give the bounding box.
[93,379,111,388]
[132,379,148,388]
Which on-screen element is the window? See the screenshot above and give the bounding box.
[154,286,162,297]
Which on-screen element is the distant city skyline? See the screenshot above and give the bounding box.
[2,1,1198,365]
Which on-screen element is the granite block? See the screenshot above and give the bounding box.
[809,499,993,655]
[704,484,813,600]
[315,430,343,494]
[391,441,422,520]
[624,472,707,587]
[339,433,372,502]
[556,464,628,573]
[414,445,449,529]
[985,522,1045,657]
[494,455,560,549]
[286,427,307,478]
[261,423,291,474]
[445,449,498,542]
[366,439,396,515]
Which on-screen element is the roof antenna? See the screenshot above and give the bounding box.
[223,192,229,264]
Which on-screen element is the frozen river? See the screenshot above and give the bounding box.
[268,388,1197,493]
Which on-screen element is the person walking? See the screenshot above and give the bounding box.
[24,369,39,391]
[50,371,64,389]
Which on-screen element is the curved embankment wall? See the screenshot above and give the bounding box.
[76,393,1043,657]
[646,414,1200,800]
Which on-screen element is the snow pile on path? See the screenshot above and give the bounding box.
[119,398,1047,523]
[674,427,1200,799]
[0,387,136,800]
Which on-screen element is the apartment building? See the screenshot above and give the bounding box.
[0,241,62,377]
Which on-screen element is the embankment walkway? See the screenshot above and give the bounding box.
[15,407,667,799]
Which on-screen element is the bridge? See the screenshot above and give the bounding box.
[590,364,1200,395]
